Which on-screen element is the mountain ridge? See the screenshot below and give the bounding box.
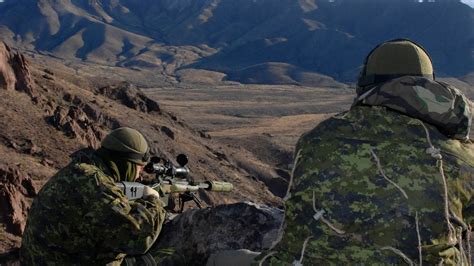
[0,0,472,85]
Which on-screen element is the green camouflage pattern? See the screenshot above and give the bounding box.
[256,105,473,264]
[355,76,472,140]
[20,153,166,265]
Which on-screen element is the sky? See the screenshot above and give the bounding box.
[461,0,474,7]
[0,0,470,4]
[0,0,471,6]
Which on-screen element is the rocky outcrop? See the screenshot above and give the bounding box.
[0,42,35,96]
[4,138,44,157]
[0,44,16,91]
[50,94,121,148]
[0,164,36,236]
[96,82,160,113]
[151,202,283,265]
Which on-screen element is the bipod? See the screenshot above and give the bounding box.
[179,191,204,212]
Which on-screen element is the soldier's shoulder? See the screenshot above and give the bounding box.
[73,162,101,176]
[298,106,379,142]
[296,105,432,153]
[61,161,114,186]
[299,110,351,138]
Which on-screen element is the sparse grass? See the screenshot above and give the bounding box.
[143,84,355,169]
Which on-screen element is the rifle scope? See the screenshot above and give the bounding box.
[144,154,189,178]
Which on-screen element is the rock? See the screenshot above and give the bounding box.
[42,74,54,80]
[67,106,88,125]
[151,202,283,265]
[40,158,54,167]
[0,44,16,91]
[0,164,36,236]
[160,126,175,140]
[198,131,211,139]
[44,69,54,76]
[213,151,228,162]
[6,138,43,156]
[97,82,160,113]
[169,114,178,121]
[11,53,34,96]
[83,103,102,121]
[0,42,35,96]
[63,120,83,138]
[50,95,121,148]
[52,106,69,128]
[51,105,102,148]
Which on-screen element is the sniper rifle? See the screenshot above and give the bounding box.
[117,154,233,212]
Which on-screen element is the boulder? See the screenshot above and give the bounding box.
[97,82,160,113]
[151,202,283,265]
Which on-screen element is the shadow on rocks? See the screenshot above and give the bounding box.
[150,202,284,266]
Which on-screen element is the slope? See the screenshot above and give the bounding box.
[0,43,281,257]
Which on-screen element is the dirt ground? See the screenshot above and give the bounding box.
[144,84,355,167]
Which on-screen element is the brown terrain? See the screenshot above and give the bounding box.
[144,84,354,169]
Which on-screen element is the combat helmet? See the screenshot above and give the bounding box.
[357,39,434,89]
[101,127,150,165]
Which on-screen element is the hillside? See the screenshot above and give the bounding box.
[0,0,472,85]
[0,43,282,258]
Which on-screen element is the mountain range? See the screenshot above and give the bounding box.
[0,0,473,85]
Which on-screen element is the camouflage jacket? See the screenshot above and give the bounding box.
[257,77,473,265]
[20,153,166,266]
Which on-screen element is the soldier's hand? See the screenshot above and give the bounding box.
[142,186,160,199]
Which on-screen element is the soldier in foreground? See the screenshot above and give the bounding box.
[254,39,473,265]
[20,127,166,265]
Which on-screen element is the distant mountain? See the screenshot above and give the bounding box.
[0,0,472,85]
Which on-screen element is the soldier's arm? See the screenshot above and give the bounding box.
[97,182,166,255]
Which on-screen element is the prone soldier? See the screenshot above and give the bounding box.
[20,127,166,265]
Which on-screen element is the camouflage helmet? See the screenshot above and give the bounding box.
[101,127,150,165]
[357,39,434,88]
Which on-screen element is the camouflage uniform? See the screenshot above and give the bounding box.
[256,76,473,265]
[20,152,166,265]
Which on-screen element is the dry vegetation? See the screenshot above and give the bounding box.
[144,84,354,168]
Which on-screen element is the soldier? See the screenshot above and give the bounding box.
[20,127,166,265]
[255,39,473,265]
